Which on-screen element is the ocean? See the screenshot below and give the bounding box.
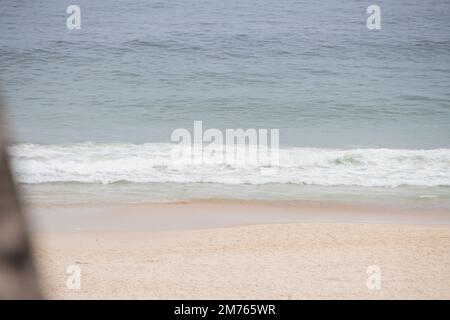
[1,0,450,206]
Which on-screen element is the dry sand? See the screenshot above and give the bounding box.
[30,201,450,299]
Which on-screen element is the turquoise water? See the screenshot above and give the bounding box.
[1,0,449,147]
[1,0,450,205]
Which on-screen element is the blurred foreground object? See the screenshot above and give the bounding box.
[0,103,41,299]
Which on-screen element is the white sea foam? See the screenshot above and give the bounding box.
[8,143,450,187]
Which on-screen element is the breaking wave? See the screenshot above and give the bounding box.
[8,143,450,187]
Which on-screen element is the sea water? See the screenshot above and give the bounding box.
[1,0,450,206]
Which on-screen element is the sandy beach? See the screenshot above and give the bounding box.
[30,200,450,299]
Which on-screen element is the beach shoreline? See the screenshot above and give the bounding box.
[28,199,450,233]
[30,200,450,299]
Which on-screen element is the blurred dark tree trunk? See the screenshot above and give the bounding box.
[0,103,41,299]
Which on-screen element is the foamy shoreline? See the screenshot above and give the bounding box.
[10,143,450,186]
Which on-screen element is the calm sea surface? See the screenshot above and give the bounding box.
[1,0,450,147]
